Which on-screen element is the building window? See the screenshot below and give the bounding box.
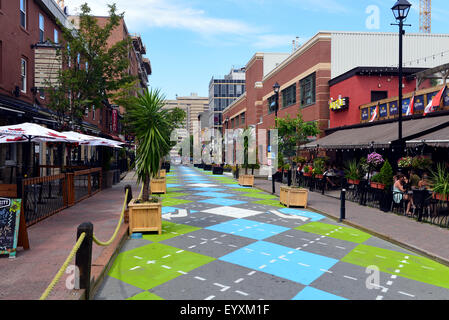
[240,112,245,125]
[300,73,316,107]
[20,0,26,29]
[282,84,296,108]
[20,58,27,93]
[235,116,239,127]
[268,95,277,114]
[92,106,95,120]
[39,88,45,99]
[371,91,388,102]
[54,29,58,43]
[231,118,234,128]
[39,13,44,42]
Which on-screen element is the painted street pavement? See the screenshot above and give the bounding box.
[95,165,449,301]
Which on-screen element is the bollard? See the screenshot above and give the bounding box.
[340,189,346,222]
[75,222,93,300]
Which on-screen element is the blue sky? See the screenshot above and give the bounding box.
[68,0,448,100]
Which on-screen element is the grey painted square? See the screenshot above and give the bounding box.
[310,261,392,300]
[362,237,416,256]
[95,275,144,300]
[245,212,309,228]
[161,229,256,258]
[150,260,305,300]
[167,211,235,228]
[383,275,449,300]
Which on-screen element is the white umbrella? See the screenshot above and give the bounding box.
[61,131,124,148]
[0,123,77,143]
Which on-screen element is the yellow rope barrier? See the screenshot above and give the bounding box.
[92,189,129,247]
[39,232,86,300]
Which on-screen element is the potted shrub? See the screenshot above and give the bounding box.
[303,165,313,177]
[312,158,325,179]
[431,164,449,202]
[345,159,362,185]
[370,173,384,189]
[124,88,183,234]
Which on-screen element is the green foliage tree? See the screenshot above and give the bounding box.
[46,3,136,130]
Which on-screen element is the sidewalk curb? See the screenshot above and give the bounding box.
[251,180,449,269]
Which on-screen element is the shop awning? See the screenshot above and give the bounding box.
[304,114,449,149]
[407,125,449,147]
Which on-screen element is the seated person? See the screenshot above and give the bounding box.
[393,174,414,216]
[324,166,337,188]
[418,172,432,190]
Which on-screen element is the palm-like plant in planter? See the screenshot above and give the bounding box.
[126,88,171,202]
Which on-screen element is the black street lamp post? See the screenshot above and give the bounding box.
[391,0,412,155]
[272,82,280,194]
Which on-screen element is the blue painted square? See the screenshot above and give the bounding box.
[194,192,234,198]
[279,208,325,222]
[219,241,338,285]
[199,198,247,206]
[206,219,288,240]
[162,207,178,214]
[292,287,346,300]
[167,184,181,188]
[225,184,249,188]
[191,188,225,192]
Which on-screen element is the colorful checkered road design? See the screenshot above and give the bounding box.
[95,166,449,301]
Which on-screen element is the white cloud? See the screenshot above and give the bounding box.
[64,0,293,49]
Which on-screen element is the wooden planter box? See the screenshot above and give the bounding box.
[370,182,385,190]
[348,179,360,185]
[128,199,162,234]
[239,175,254,187]
[150,178,166,194]
[159,169,166,178]
[280,186,308,208]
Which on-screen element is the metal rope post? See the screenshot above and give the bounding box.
[340,189,346,222]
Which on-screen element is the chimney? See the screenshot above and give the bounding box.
[292,40,295,53]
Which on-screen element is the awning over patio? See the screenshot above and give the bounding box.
[407,125,449,147]
[304,114,449,149]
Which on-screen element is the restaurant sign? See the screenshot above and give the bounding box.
[329,96,349,111]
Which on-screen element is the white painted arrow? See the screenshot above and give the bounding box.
[269,210,310,222]
[163,209,188,220]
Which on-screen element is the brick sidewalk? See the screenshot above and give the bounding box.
[0,172,139,300]
[253,177,449,267]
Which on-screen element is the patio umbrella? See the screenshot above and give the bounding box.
[61,131,124,148]
[0,123,78,142]
[0,123,80,177]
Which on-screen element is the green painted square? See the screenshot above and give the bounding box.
[162,198,193,207]
[342,244,449,289]
[252,199,285,208]
[240,192,278,200]
[143,221,200,242]
[127,291,164,300]
[160,192,189,199]
[108,242,215,290]
[167,187,182,192]
[295,222,371,244]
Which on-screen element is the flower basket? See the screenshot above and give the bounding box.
[303,172,312,177]
[315,174,324,180]
[398,157,412,169]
